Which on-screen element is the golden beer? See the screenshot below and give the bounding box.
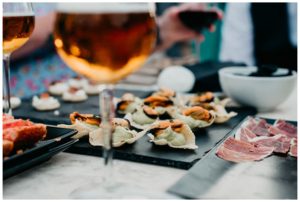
[3,15,35,54]
[54,12,156,83]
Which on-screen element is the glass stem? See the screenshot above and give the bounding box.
[3,54,12,115]
[99,84,114,183]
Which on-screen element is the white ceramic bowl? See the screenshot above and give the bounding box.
[218,67,297,112]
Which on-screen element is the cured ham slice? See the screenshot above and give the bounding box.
[269,120,297,139]
[2,114,47,157]
[235,128,290,154]
[289,138,297,157]
[235,127,257,142]
[3,114,14,122]
[243,117,271,136]
[3,119,34,130]
[3,140,14,157]
[3,124,47,150]
[250,135,290,154]
[216,137,274,163]
[218,117,297,163]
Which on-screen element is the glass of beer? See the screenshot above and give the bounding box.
[3,3,35,115]
[54,3,156,197]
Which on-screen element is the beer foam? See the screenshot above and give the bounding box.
[3,12,34,17]
[56,3,152,13]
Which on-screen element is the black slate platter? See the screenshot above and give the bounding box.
[168,117,297,199]
[65,107,256,169]
[13,89,152,125]
[3,126,78,179]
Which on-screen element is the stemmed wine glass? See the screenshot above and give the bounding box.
[53,3,156,198]
[3,3,35,115]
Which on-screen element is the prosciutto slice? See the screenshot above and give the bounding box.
[216,137,274,163]
[2,114,47,157]
[3,119,34,130]
[243,117,271,136]
[269,120,297,139]
[235,127,291,154]
[289,138,297,157]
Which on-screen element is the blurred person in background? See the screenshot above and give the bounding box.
[10,3,76,98]
[220,2,297,71]
[8,3,297,98]
[9,2,219,98]
[157,2,297,71]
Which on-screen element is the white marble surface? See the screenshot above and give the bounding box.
[3,153,184,199]
[3,83,297,199]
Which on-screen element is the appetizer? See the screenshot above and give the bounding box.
[167,106,215,129]
[216,117,298,163]
[124,105,159,130]
[189,92,237,124]
[3,96,22,109]
[116,93,143,114]
[3,114,47,157]
[147,119,198,150]
[89,118,146,147]
[58,112,101,139]
[152,87,176,99]
[62,87,88,102]
[32,93,60,111]
[68,76,88,89]
[188,91,215,106]
[48,80,69,95]
[83,81,101,95]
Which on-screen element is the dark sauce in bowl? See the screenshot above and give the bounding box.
[235,65,293,77]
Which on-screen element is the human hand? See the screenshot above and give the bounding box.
[157,3,222,50]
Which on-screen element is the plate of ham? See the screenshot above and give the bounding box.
[3,114,78,179]
[168,116,297,199]
[216,116,297,163]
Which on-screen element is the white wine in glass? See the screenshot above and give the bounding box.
[3,3,35,114]
[53,3,156,198]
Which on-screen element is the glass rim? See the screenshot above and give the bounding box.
[56,2,153,13]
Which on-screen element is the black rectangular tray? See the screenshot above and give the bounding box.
[3,126,78,179]
[168,117,297,199]
[13,89,152,125]
[65,107,256,169]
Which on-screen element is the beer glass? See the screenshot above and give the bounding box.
[54,3,156,197]
[3,3,35,114]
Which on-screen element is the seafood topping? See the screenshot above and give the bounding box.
[142,105,159,119]
[116,93,141,114]
[144,95,173,108]
[182,106,212,122]
[111,118,130,129]
[190,92,214,105]
[147,119,198,149]
[70,112,101,126]
[153,88,176,98]
[149,119,183,135]
[117,100,133,112]
[116,94,136,112]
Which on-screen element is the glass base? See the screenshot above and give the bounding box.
[69,181,178,199]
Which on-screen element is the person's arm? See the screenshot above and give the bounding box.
[11,12,56,60]
[155,3,222,51]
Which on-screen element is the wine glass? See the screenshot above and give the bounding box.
[3,3,35,115]
[53,3,156,198]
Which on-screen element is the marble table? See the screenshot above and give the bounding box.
[3,84,297,199]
